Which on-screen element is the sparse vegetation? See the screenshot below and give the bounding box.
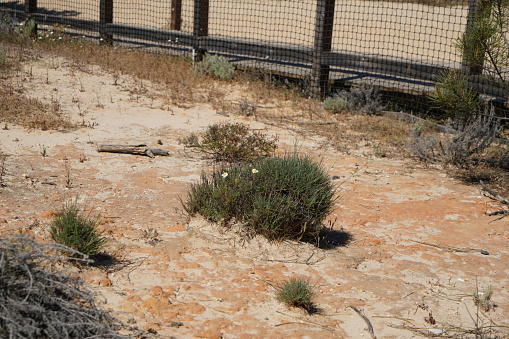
[179,132,200,147]
[50,199,108,257]
[329,85,383,115]
[473,285,495,312]
[185,152,336,242]
[199,122,278,163]
[236,97,258,116]
[276,277,315,312]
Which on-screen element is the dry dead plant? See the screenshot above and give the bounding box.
[0,234,144,338]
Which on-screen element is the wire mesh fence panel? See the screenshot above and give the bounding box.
[208,0,315,47]
[204,0,317,80]
[36,0,101,35]
[324,0,474,110]
[332,0,468,66]
[112,0,193,33]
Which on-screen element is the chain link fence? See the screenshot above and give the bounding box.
[1,0,508,114]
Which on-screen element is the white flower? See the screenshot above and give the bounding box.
[222,172,228,178]
[252,169,258,174]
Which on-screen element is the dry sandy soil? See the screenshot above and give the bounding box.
[1,54,509,338]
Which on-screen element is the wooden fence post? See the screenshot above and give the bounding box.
[193,0,209,61]
[100,0,113,45]
[24,0,37,35]
[311,0,335,99]
[170,0,182,30]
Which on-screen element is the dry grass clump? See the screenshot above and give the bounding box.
[0,234,135,338]
[0,84,75,130]
[0,39,75,131]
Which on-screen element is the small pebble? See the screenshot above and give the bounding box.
[481,250,489,255]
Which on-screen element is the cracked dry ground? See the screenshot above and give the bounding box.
[0,55,508,338]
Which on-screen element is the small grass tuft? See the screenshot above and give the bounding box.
[276,277,315,311]
[50,199,108,257]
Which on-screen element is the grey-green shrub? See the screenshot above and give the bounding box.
[323,95,348,114]
[199,53,235,80]
[185,152,336,242]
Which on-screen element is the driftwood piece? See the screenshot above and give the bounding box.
[480,180,509,221]
[97,144,169,158]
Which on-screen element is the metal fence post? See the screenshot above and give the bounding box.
[100,0,113,45]
[193,0,209,61]
[170,0,182,30]
[311,0,335,99]
[24,0,37,35]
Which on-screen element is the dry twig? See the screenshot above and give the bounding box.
[349,306,377,339]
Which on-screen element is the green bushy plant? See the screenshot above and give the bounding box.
[323,95,348,114]
[428,69,481,127]
[199,53,235,80]
[50,199,108,257]
[185,152,336,242]
[199,122,278,163]
[276,277,315,311]
[16,20,36,38]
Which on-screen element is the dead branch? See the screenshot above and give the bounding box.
[480,180,509,221]
[480,180,509,205]
[349,306,377,339]
[0,234,146,338]
[410,240,483,253]
[97,144,169,158]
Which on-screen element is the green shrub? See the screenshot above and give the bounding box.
[323,95,348,114]
[276,277,315,311]
[199,53,235,80]
[50,199,108,257]
[200,122,278,163]
[185,152,336,242]
[428,69,481,127]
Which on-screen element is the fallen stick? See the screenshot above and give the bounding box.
[480,180,509,205]
[350,306,377,339]
[410,240,482,253]
[97,144,169,158]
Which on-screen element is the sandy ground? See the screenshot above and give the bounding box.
[1,54,509,338]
